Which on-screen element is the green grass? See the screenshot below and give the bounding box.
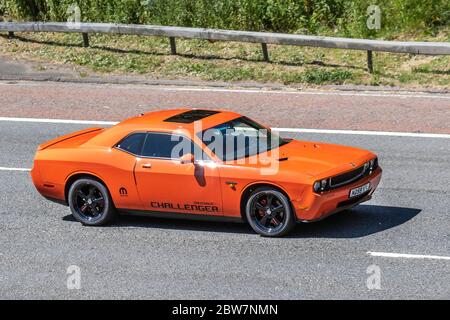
[1,32,449,88]
[3,0,450,39]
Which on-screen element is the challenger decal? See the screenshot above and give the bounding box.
[150,201,219,213]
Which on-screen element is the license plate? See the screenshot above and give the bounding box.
[349,183,370,198]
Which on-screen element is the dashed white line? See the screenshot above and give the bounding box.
[367,251,450,261]
[273,128,450,139]
[0,167,31,172]
[0,117,118,126]
[1,117,449,139]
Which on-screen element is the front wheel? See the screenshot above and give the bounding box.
[245,187,296,237]
[68,178,116,226]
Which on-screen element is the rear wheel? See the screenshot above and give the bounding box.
[68,178,116,226]
[245,187,296,237]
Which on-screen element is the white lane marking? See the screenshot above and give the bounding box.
[0,117,118,125]
[1,117,450,139]
[367,251,450,261]
[273,128,450,139]
[2,81,450,100]
[0,167,31,172]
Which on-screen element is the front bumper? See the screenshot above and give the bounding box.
[292,167,382,222]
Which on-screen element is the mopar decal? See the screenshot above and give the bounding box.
[151,201,219,213]
[119,187,128,196]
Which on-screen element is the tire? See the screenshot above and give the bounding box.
[68,178,117,226]
[245,187,296,237]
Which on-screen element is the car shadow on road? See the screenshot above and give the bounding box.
[63,213,253,234]
[63,204,421,238]
[287,204,421,238]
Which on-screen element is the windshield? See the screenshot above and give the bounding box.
[197,117,290,161]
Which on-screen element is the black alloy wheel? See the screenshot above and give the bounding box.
[245,187,295,237]
[68,178,116,226]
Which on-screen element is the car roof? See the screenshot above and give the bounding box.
[88,108,242,147]
[121,109,240,129]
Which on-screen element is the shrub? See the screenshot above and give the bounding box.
[3,0,449,37]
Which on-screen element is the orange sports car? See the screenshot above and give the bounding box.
[31,109,382,237]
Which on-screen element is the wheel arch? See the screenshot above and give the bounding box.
[64,171,109,204]
[239,182,293,222]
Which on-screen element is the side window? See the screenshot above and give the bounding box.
[142,133,182,159]
[116,133,146,155]
[142,133,211,160]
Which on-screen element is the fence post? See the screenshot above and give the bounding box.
[367,50,373,73]
[261,43,269,62]
[169,37,177,55]
[7,31,14,39]
[82,33,89,47]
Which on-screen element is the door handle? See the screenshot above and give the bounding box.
[142,163,152,169]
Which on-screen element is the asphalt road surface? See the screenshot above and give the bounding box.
[0,81,449,299]
[1,81,450,134]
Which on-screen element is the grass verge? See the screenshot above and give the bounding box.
[0,31,449,88]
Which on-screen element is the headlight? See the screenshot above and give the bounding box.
[364,162,369,171]
[313,181,321,192]
[313,179,329,193]
[369,157,377,173]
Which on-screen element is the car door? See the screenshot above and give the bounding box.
[134,132,223,215]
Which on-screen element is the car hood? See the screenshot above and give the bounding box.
[276,139,374,177]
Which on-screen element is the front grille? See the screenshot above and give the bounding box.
[330,165,367,188]
[337,190,371,208]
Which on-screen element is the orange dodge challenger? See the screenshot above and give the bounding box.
[31,109,382,237]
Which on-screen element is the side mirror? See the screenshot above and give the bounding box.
[180,153,195,164]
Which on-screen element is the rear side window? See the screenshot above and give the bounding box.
[116,133,146,155]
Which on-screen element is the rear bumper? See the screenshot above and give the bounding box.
[292,167,382,222]
[31,161,65,202]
